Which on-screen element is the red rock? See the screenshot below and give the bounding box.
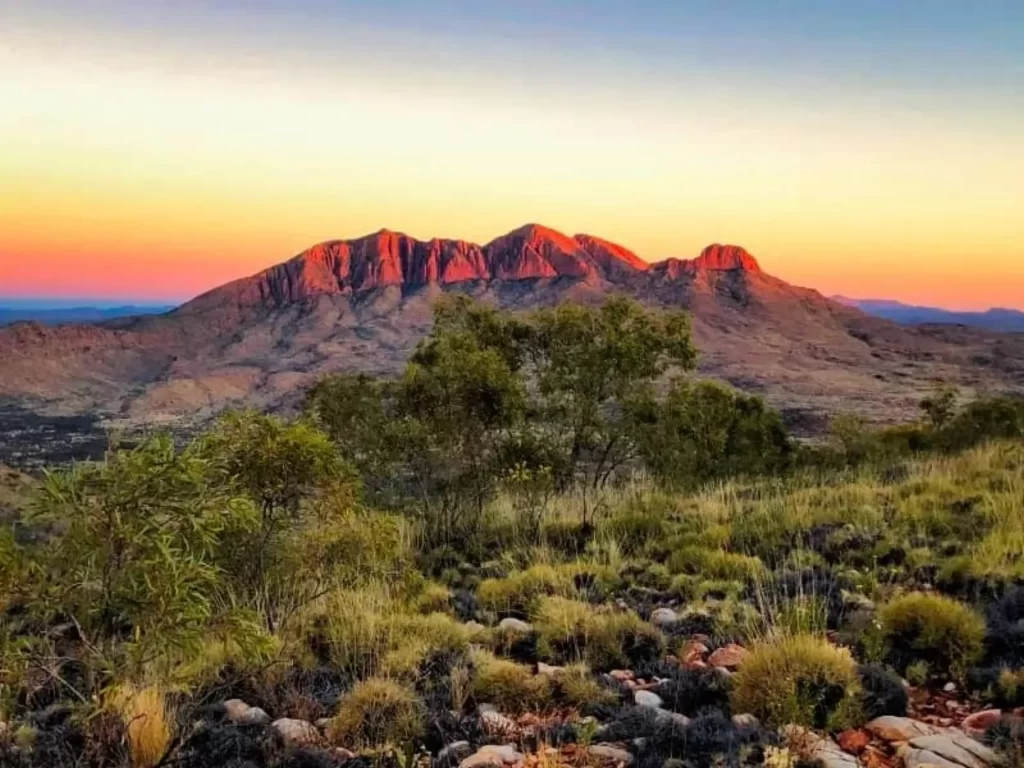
[961,709,1002,736]
[680,639,709,665]
[708,643,748,669]
[837,729,871,755]
[609,670,634,682]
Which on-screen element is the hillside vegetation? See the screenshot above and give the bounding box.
[2,298,1024,768]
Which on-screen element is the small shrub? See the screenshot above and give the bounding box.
[878,592,984,680]
[555,664,617,710]
[471,650,553,713]
[327,678,424,749]
[655,666,732,717]
[532,596,664,671]
[110,685,173,768]
[730,635,861,730]
[667,547,765,582]
[476,565,574,616]
[857,664,908,719]
[413,583,453,615]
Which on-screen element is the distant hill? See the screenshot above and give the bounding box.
[1,225,1023,447]
[833,297,1024,332]
[0,305,175,327]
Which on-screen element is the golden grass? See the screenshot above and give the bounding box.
[110,684,173,768]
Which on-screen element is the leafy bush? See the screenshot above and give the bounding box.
[470,650,552,713]
[878,592,985,680]
[532,596,664,671]
[327,678,424,749]
[730,635,861,730]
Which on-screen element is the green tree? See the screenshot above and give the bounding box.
[196,412,361,630]
[632,379,792,488]
[920,384,959,429]
[529,296,697,518]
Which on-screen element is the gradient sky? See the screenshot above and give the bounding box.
[2,1,1023,309]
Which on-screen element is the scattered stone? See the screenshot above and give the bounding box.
[680,638,709,666]
[437,741,473,766]
[609,670,634,683]
[836,729,871,755]
[634,690,664,709]
[271,718,321,747]
[654,709,690,729]
[731,713,760,730]
[708,643,748,669]
[785,726,859,768]
[962,709,1003,737]
[480,709,517,736]
[865,715,943,742]
[649,608,679,628]
[459,744,525,768]
[222,699,253,723]
[588,744,634,765]
[316,718,333,731]
[943,682,957,693]
[498,618,533,634]
[237,706,270,727]
[333,747,357,761]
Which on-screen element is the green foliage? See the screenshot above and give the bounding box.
[920,385,959,430]
[475,563,610,616]
[471,650,553,713]
[29,436,258,668]
[327,677,424,749]
[532,596,664,671]
[632,379,792,488]
[877,592,984,680]
[555,663,617,709]
[730,635,861,731]
[667,546,766,582]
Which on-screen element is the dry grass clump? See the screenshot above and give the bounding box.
[471,649,553,713]
[109,684,174,768]
[877,591,985,681]
[327,677,424,749]
[731,634,861,731]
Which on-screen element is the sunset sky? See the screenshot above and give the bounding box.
[2,1,1022,309]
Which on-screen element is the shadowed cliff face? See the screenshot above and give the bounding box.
[1,223,1022,441]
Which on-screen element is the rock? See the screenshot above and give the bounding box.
[316,718,333,731]
[680,639,709,666]
[271,718,321,746]
[962,709,1003,737]
[731,713,760,730]
[437,741,473,766]
[654,709,690,728]
[649,608,679,628]
[497,618,532,634]
[897,744,965,768]
[865,715,943,742]
[708,643,748,669]
[909,734,999,768]
[237,706,270,726]
[222,699,253,723]
[537,662,564,677]
[785,727,859,768]
[944,682,957,693]
[836,729,871,755]
[609,670,634,683]
[459,744,525,768]
[477,703,498,715]
[333,747,357,761]
[634,690,664,709]
[588,744,634,765]
[480,709,517,736]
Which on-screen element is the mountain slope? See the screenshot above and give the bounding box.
[0,304,175,326]
[1,225,1022,441]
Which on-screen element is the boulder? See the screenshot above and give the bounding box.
[909,734,999,768]
[836,729,871,755]
[437,741,474,766]
[588,744,634,765]
[237,706,270,727]
[497,618,533,634]
[962,709,1003,737]
[784,726,859,768]
[271,718,321,746]
[649,608,679,628]
[865,715,943,742]
[459,744,525,768]
[708,643,748,669]
[634,690,664,709]
[222,699,254,723]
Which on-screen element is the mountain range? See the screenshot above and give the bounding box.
[833,297,1024,332]
[0,305,175,327]
[2,224,1023,450]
